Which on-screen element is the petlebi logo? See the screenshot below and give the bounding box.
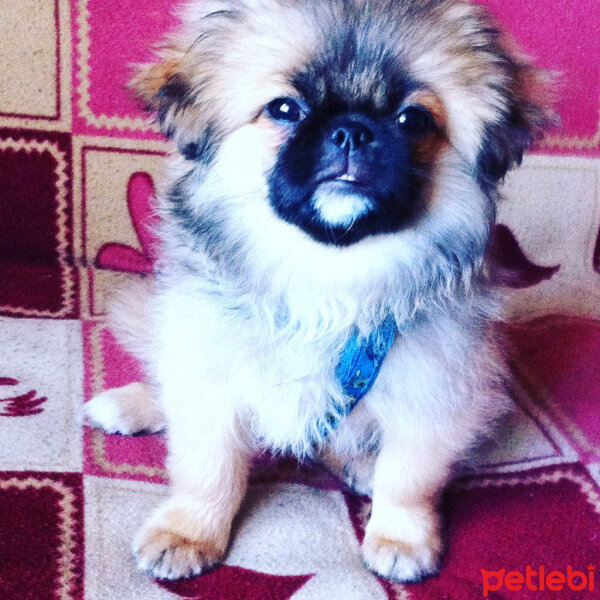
[482,565,596,596]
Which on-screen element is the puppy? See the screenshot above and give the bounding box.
[85,0,553,583]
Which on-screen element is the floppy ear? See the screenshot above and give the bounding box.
[477,37,557,190]
[129,49,183,107]
[128,1,243,161]
[130,49,216,161]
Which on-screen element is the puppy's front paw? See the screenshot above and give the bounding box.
[84,382,164,435]
[362,506,442,582]
[134,526,222,580]
[133,502,226,580]
[362,531,441,582]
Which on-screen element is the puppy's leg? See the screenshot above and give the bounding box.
[84,382,165,434]
[321,448,377,497]
[342,450,377,496]
[362,429,454,582]
[134,393,249,580]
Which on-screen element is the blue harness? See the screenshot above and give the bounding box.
[315,315,398,439]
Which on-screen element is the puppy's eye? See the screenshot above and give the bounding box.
[397,106,434,137]
[265,98,304,123]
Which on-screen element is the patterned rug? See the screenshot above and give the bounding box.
[1,1,600,599]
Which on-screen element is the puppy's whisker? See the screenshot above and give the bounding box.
[338,215,359,241]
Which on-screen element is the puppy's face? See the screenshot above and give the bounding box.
[133,0,552,253]
[265,63,444,245]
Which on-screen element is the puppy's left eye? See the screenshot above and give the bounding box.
[397,106,434,138]
[265,98,304,123]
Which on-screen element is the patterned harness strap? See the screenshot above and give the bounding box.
[316,315,398,440]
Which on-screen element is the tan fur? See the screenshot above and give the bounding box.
[129,55,183,106]
[134,400,251,579]
[358,426,456,580]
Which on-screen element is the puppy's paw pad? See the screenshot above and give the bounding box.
[362,532,441,583]
[134,526,222,580]
[84,383,158,435]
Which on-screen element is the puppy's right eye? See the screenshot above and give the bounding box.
[265,98,304,123]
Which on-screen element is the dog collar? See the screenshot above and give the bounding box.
[316,315,398,439]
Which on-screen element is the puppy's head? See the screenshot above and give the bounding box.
[132,0,553,251]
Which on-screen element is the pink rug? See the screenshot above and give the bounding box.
[1,1,599,598]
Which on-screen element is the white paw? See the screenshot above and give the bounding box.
[133,506,224,580]
[362,504,442,583]
[362,530,441,582]
[84,382,164,435]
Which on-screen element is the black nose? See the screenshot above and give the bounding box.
[330,121,375,151]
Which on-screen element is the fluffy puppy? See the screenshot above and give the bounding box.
[85,0,553,583]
